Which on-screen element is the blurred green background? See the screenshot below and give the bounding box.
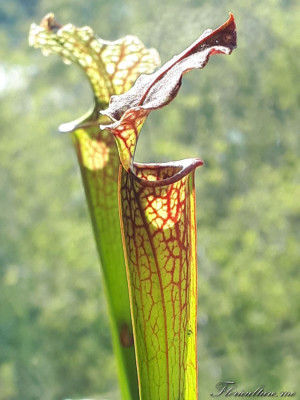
[0,0,299,399]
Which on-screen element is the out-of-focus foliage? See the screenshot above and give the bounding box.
[0,1,299,399]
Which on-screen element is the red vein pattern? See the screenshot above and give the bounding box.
[103,107,150,172]
[120,159,203,400]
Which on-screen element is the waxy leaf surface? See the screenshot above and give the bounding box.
[101,13,236,171]
[119,159,203,400]
[29,14,160,400]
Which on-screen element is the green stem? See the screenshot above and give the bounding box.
[71,123,139,400]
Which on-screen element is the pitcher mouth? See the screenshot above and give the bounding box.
[127,158,204,187]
